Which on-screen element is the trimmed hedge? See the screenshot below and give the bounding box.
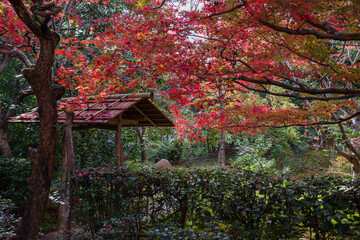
[71,165,360,239]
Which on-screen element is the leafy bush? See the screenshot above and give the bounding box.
[233,153,276,173]
[71,166,360,239]
[0,196,21,238]
[148,226,230,240]
[233,128,308,173]
[0,156,30,210]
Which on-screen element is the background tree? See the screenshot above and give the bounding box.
[0,2,35,157]
[57,0,360,173]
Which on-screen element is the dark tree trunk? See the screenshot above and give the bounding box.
[16,38,60,239]
[352,158,360,177]
[0,123,11,157]
[8,1,62,238]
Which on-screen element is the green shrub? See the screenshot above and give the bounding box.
[0,156,30,210]
[71,166,360,239]
[148,226,230,239]
[0,196,21,238]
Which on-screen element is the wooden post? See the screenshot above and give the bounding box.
[62,110,75,240]
[116,115,124,165]
[58,135,67,233]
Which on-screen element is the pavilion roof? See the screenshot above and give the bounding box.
[8,93,174,129]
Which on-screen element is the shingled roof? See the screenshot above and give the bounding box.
[8,93,174,129]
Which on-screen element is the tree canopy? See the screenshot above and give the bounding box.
[2,0,360,238]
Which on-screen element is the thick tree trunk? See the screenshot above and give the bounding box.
[15,34,60,240]
[16,84,59,239]
[6,1,61,238]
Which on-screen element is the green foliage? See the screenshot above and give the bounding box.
[0,156,30,210]
[145,127,220,165]
[233,153,276,173]
[71,129,116,168]
[146,134,183,164]
[148,226,230,239]
[71,165,360,239]
[233,127,310,173]
[8,124,40,158]
[0,196,21,239]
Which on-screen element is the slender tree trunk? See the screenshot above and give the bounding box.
[218,129,226,168]
[137,126,147,162]
[218,82,226,168]
[0,123,11,157]
[116,117,124,165]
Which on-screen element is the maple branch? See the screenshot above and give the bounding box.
[57,0,74,32]
[224,111,360,129]
[259,20,360,41]
[332,112,360,161]
[319,128,352,160]
[277,35,339,73]
[232,75,360,100]
[0,42,31,68]
[152,0,167,9]
[305,20,337,35]
[202,2,247,19]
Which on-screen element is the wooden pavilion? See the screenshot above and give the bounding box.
[9,93,174,235]
[9,93,174,165]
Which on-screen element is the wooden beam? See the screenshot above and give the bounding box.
[133,106,157,127]
[121,119,139,125]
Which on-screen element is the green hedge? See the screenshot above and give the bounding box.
[71,165,360,239]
